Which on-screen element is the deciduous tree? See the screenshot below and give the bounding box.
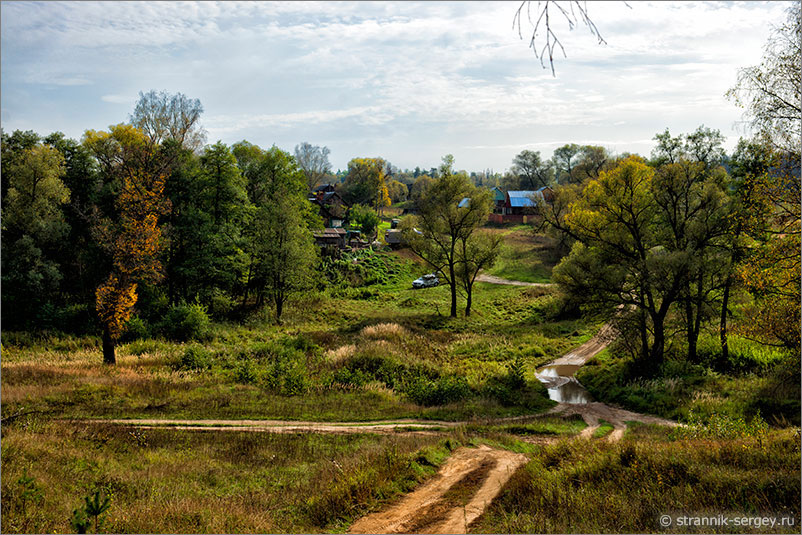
[84,125,170,364]
[130,90,206,152]
[294,142,332,191]
[402,157,493,317]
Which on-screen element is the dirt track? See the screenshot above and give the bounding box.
[348,445,528,534]
[76,313,677,533]
[81,418,459,435]
[475,273,553,287]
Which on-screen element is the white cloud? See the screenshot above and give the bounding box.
[0,1,791,170]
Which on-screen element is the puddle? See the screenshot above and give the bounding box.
[536,364,592,404]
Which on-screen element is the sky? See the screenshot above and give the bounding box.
[0,1,790,173]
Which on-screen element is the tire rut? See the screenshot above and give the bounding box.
[348,445,527,534]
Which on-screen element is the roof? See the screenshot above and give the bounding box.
[507,190,540,208]
[490,186,506,201]
[458,197,470,208]
[312,227,347,238]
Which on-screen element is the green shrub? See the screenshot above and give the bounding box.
[403,375,472,406]
[235,361,259,385]
[671,410,770,441]
[207,291,236,320]
[160,303,211,341]
[178,345,212,371]
[349,204,380,236]
[264,359,310,396]
[121,315,150,343]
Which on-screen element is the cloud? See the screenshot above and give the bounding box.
[0,1,789,171]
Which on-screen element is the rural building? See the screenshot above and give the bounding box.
[488,186,553,224]
[308,184,348,228]
[312,227,347,248]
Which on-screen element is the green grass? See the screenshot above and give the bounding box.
[484,226,559,283]
[576,339,801,426]
[2,242,593,424]
[0,419,454,534]
[593,419,615,438]
[471,425,801,534]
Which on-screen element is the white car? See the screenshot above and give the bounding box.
[412,273,439,289]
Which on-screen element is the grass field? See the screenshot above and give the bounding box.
[483,225,558,283]
[472,424,801,534]
[2,229,799,534]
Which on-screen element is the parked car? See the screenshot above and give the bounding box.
[412,273,439,289]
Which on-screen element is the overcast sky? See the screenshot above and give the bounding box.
[0,1,789,173]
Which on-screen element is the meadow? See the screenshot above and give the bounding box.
[2,226,799,533]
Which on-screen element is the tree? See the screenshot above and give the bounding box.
[236,143,317,322]
[3,144,69,243]
[726,4,801,354]
[163,141,249,306]
[349,203,380,238]
[409,175,435,206]
[84,124,170,364]
[652,159,730,363]
[552,143,581,184]
[387,179,409,203]
[549,148,736,367]
[294,142,332,191]
[573,145,610,182]
[130,90,206,152]
[456,230,502,316]
[401,157,493,317]
[727,3,801,158]
[1,143,70,328]
[549,156,677,367]
[342,157,387,211]
[511,149,554,189]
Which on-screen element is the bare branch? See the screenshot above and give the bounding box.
[514,1,618,76]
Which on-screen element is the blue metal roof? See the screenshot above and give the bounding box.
[458,197,470,208]
[507,191,538,208]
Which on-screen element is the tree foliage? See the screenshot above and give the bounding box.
[727,3,801,157]
[130,90,206,151]
[342,157,387,211]
[510,149,554,189]
[401,157,494,317]
[294,142,332,190]
[85,124,170,364]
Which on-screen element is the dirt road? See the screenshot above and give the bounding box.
[75,316,677,534]
[348,445,527,534]
[475,273,553,287]
[79,418,460,436]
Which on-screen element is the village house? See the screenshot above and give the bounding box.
[488,186,553,224]
[308,183,348,228]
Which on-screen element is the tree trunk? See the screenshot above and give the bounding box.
[720,276,732,363]
[102,325,116,365]
[464,285,472,317]
[649,317,665,371]
[448,264,457,317]
[684,285,697,362]
[275,296,284,324]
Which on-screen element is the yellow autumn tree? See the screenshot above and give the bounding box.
[85,125,170,364]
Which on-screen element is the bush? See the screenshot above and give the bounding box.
[178,345,212,371]
[349,204,380,236]
[404,375,472,406]
[121,315,150,343]
[207,291,236,320]
[160,302,211,341]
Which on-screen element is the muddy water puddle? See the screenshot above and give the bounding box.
[536,364,592,404]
